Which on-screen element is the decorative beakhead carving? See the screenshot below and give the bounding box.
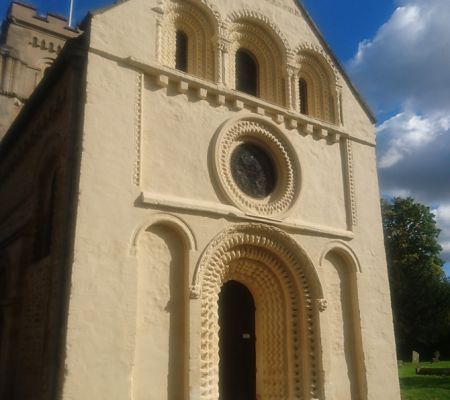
[192,224,324,400]
[317,298,328,312]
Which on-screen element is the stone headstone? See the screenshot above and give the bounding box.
[412,351,420,363]
[433,350,440,363]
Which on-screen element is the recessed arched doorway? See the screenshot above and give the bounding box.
[219,280,256,400]
[195,225,325,400]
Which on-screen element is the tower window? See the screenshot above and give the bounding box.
[299,78,308,114]
[175,30,188,72]
[235,49,258,97]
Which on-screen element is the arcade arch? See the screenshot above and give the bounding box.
[227,14,287,105]
[133,217,193,400]
[161,0,217,81]
[193,224,325,400]
[320,243,367,400]
[296,48,339,123]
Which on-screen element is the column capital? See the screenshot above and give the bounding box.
[285,63,300,78]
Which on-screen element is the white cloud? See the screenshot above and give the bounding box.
[435,204,450,263]
[347,0,450,263]
[377,113,449,168]
[377,114,450,202]
[348,0,450,114]
[436,205,450,225]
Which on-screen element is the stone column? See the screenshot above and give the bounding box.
[217,35,231,87]
[285,63,300,111]
[212,35,223,85]
[336,84,344,126]
[152,4,165,63]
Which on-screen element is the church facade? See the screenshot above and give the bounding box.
[0,0,401,399]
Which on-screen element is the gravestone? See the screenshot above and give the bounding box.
[412,351,420,363]
[432,350,440,363]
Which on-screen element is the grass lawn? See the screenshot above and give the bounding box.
[399,361,450,400]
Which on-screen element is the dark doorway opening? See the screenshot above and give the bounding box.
[219,280,256,400]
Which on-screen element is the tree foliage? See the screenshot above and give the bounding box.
[382,197,450,360]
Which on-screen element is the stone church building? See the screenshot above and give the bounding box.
[0,0,401,399]
[0,1,79,137]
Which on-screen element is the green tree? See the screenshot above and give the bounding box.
[382,197,450,360]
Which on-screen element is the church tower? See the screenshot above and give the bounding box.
[0,1,401,399]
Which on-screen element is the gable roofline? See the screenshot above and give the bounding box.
[85,0,127,19]
[296,0,376,123]
[81,0,376,123]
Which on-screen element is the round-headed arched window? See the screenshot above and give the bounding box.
[299,78,308,115]
[176,30,188,72]
[235,49,258,97]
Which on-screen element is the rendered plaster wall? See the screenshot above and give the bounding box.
[321,251,365,400]
[61,1,401,400]
[134,225,187,400]
[61,52,138,400]
[141,78,348,230]
[350,141,400,400]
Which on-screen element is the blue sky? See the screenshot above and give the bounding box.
[1,0,449,275]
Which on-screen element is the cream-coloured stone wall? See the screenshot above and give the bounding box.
[61,1,401,400]
[142,81,348,229]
